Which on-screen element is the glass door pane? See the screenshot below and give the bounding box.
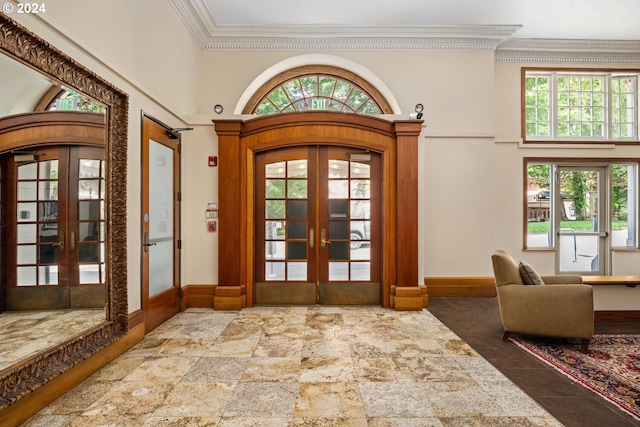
[327,159,371,281]
[148,140,174,297]
[264,158,309,281]
[16,155,62,286]
[76,154,106,285]
[556,166,607,274]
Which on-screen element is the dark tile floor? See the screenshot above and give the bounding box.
[427,297,640,427]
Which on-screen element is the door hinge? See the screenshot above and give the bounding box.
[177,192,181,202]
[177,239,182,249]
[178,287,183,297]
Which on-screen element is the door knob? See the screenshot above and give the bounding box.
[52,231,65,251]
[321,228,331,248]
[142,231,156,253]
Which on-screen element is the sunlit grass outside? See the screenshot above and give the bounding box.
[527,220,628,233]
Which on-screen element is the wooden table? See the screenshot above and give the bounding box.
[581,275,640,287]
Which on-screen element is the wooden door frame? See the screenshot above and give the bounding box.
[141,115,181,332]
[213,111,425,310]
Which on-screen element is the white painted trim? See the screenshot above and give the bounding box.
[234,54,402,115]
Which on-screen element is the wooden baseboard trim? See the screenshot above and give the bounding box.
[594,310,640,322]
[128,309,143,328]
[0,321,144,427]
[182,285,216,310]
[424,277,496,298]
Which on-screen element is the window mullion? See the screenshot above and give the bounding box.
[633,75,640,141]
[606,74,613,140]
[551,73,558,140]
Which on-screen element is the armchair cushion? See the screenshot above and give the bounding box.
[519,261,544,285]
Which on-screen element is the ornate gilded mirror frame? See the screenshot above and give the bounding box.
[0,14,128,407]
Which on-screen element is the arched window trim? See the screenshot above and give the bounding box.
[243,65,393,115]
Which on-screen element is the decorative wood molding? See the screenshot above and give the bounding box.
[0,322,144,426]
[0,14,129,408]
[0,111,105,152]
[0,322,117,408]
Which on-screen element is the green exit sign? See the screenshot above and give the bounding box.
[311,98,327,110]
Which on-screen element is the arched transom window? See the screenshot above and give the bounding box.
[245,65,392,115]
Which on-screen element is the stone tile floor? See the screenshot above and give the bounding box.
[21,306,561,426]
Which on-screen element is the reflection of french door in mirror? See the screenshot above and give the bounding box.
[555,166,608,275]
[6,146,106,309]
[255,146,381,305]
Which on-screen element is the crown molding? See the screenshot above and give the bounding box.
[169,0,640,62]
[202,34,514,51]
[496,39,640,63]
[169,0,519,51]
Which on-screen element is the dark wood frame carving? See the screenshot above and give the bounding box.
[0,14,128,408]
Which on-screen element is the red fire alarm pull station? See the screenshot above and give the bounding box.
[208,156,218,167]
[207,220,217,232]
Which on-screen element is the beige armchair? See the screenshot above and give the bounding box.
[491,249,594,353]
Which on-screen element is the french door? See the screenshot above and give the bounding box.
[5,146,106,309]
[555,165,608,274]
[254,146,381,305]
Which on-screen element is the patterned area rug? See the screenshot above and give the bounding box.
[510,334,640,421]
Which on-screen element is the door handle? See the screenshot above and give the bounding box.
[142,231,156,253]
[321,228,331,248]
[52,231,65,251]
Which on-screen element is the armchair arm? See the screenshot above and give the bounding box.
[541,275,583,285]
[497,284,593,339]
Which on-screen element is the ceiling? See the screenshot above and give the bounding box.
[170,0,640,58]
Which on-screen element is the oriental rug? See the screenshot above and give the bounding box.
[510,334,640,421]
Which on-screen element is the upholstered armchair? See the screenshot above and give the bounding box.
[491,249,594,353]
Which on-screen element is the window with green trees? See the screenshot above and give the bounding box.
[46,87,105,113]
[525,160,638,249]
[523,69,638,143]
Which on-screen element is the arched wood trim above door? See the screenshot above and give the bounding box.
[213,111,426,310]
[0,111,105,153]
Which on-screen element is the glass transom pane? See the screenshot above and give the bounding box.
[252,73,382,115]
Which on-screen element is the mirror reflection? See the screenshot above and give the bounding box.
[0,52,107,371]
